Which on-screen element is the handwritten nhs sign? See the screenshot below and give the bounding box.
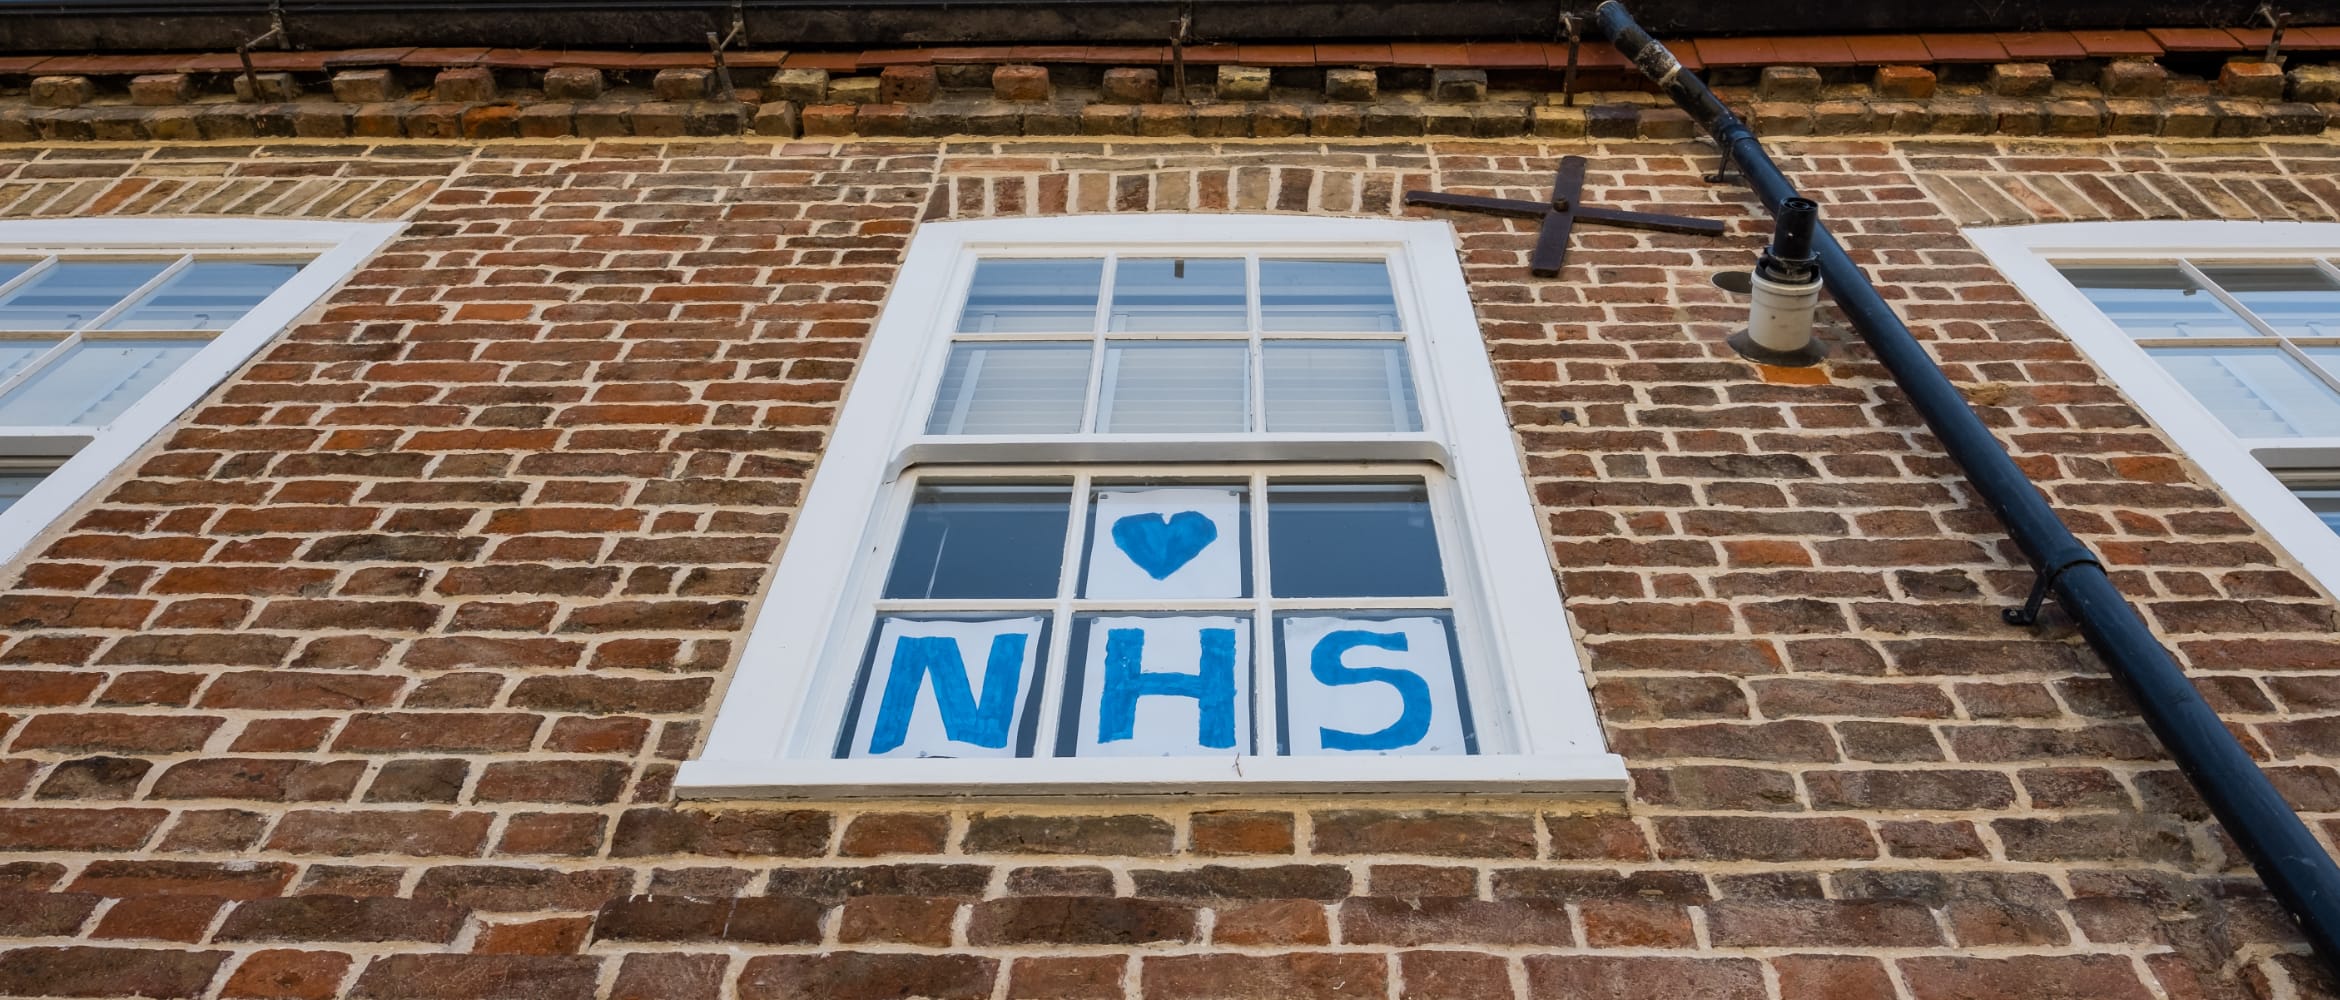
[846,488,1468,759]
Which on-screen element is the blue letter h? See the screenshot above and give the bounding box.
[1098,626,1237,749]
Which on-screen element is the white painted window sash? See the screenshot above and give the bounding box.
[684,214,1624,797]
[1967,221,2340,600]
[0,219,404,570]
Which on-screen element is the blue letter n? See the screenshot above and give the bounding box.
[868,633,1027,754]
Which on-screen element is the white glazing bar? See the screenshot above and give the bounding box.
[1078,254,1116,432]
[1031,470,1091,757]
[2179,259,2290,339]
[77,255,192,332]
[0,256,56,302]
[1250,468,1274,755]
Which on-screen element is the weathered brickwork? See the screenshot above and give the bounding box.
[0,134,2333,999]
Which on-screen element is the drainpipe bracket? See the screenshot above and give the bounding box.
[2003,555,2102,627]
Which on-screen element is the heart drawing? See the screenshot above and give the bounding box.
[1111,510,1218,581]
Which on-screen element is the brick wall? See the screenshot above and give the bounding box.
[0,134,2335,999]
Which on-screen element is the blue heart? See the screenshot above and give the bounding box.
[1110,510,1218,581]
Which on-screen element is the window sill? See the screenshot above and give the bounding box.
[673,753,1629,799]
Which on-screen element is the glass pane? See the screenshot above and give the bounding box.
[1268,481,1445,598]
[0,261,172,331]
[2291,487,2340,535]
[0,338,205,427]
[2149,347,2340,440]
[2306,347,2340,390]
[840,614,1049,759]
[2196,265,2340,338]
[1262,342,1422,433]
[956,258,1103,333]
[926,342,1092,435]
[1099,342,1248,433]
[0,262,31,288]
[0,341,61,384]
[883,483,1072,600]
[0,470,49,515]
[1108,258,1247,332]
[1260,259,1401,332]
[1080,484,1250,600]
[102,260,302,331]
[1061,613,1254,757]
[1274,612,1472,756]
[2061,266,2259,339]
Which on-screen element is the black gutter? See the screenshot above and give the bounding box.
[0,0,2294,52]
[1594,0,2340,974]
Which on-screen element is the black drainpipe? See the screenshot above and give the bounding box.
[1594,0,2340,974]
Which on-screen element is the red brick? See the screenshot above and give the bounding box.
[1901,956,2154,1000]
[0,807,167,851]
[1525,957,1765,999]
[222,950,353,1000]
[0,946,229,999]
[1397,950,1510,1000]
[70,859,294,899]
[1007,956,1125,1000]
[970,896,1198,945]
[349,955,601,1000]
[1340,897,1573,947]
[740,954,997,1000]
[612,953,726,1000]
[840,812,949,856]
[1189,810,1294,855]
[265,809,494,857]
[1144,953,1386,1000]
[217,895,469,943]
[1211,899,1329,946]
[1312,810,1535,858]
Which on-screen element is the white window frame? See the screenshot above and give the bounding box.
[681,214,1626,798]
[1969,220,2340,599]
[0,219,402,568]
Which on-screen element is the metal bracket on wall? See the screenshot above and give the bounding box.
[1170,6,1193,103]
[2256,4,2288,65]
[1559,11,1582,106]
[235,0,289,104]
[1703,142,1740,185]
[2002,556,2103,627]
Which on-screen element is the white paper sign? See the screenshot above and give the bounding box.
[1281,616,1467,756]
[1083,488,1242,600]
[1074,615,1252,757]
[849,616,1044,759]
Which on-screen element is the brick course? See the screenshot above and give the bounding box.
[0,134,2331,998]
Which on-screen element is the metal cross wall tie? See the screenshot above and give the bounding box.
[1403,155,1728,277]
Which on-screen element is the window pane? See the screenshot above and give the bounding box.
[2197,265,2340,338]
[0,341,61,383]
[1061,613,1254,757]
[956,258,1103,333]
[1262,342,1422,433]
[840,614,1049,759]
[0,470,49,514]
[2292,486,2340,535]
[883,484,1072,600]
[1268,481,1445,598]
[0,261,172,331]
[1275,612,1472,756]
[102,260,302,331]
[0,262,31,288]
[1080,484,1250,599]
[1260,259,1401,331]
[2061,266,2258,339]
[927,342,1091,435]
[2149,347,2340,440]
[0,338,204,427]
[1099,342,1248,433]
[1108,258,1246,332]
